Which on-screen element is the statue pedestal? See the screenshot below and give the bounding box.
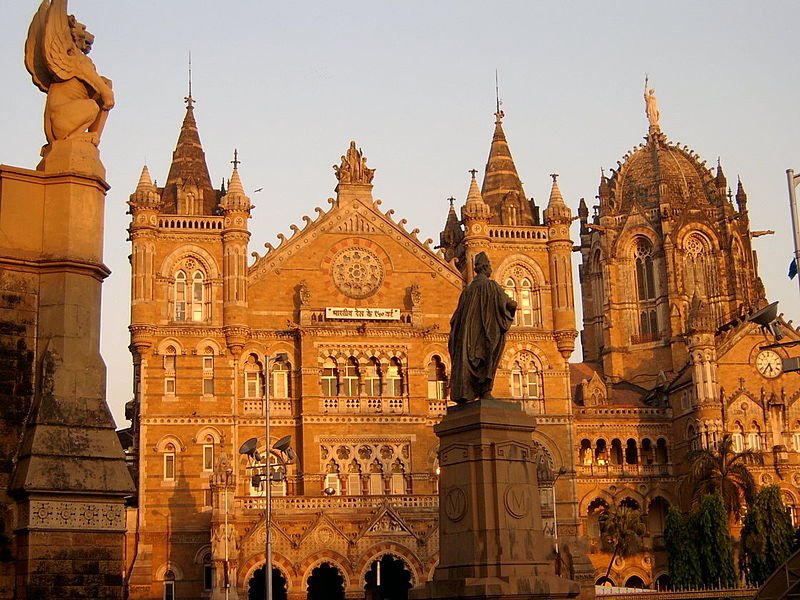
[412,399,581,600]
[37,139,106,180]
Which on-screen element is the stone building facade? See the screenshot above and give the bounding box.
[124,101,589,599]
[124,91,800,598]
[572,114,800,588]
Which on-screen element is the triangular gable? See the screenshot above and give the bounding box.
[358,503,418,541]
[249,194,461,287]
[296,511,352,547]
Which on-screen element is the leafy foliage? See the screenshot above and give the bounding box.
[664,506,700,588]
[740,485,795,585]
[683,434,760,522]
[694,493,736,587]
[599,504,646,582]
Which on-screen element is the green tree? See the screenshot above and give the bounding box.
[694,493,736,587]
[664,506,700,588]
[599,504,646,584]
[684,434,760,522]
[740,485,795,585]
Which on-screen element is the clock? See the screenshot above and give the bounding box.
[756,349,782,379]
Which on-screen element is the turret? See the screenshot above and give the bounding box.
[128,165,160,353]
[439,197,464,264]
[219,151,252,354]
[461,170,491,283]
[686,293,718,407]
[544,174,577,358]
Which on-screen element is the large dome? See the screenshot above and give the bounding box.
[600,131,724,215]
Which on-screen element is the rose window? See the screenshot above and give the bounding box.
[330,247,384,299]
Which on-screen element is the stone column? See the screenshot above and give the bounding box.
[412,399,581,599]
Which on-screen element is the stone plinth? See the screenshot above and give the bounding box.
[0,162,133,599]
[413,399,581,600]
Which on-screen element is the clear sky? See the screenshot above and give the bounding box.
[2,1,799,428]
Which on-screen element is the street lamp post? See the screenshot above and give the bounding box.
[786,169,800,296]
[551,466,567,576]
[239,352,291,600]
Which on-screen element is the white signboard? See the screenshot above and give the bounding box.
[325,307,401,321]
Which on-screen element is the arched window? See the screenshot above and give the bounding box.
[732,422,745,453]
[747,422,762,451]
[272,360,290,399]
[504,267,542,327]
[633,238,658,343]
[587,498,608,539]
[243,355,262,399]
[655,438,669,464]
[202,348,214,397]
[202,435,214,472]
[683,233,721,324]
[164,346,177,397]
[342,357,360,397]
[202,553,213,592]
[163,569,175,600]
[386,358,403,397]
[427,356,447,400]
[174,268,207,322]
[510,352,542,402]
[321,357,338,396]
[365,358,382,397]
[793,423,800,452]
[163,443,176,481]
[580,439,594,465]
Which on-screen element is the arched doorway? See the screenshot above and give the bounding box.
[248,566,288,600]
[307,562,345,600]
[624,575,645,589]
[364,554,413,600]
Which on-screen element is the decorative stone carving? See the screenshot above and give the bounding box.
[644,76,659,130]
[333,141,375,184]
[330,246,384,299]
[410,282,422,307]
[298,279,311,306]
[25,500,125,531]
[25,0,114,146]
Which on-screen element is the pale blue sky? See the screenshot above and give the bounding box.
[2,1,798,428]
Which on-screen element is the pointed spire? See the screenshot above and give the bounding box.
[440,196,464,252]
[220,150,251,215]
[161,90,218,215]
[481,108,532,225]
[715,157,727,191]
[543,173,572,224]
[463,168,491,221]
[736,175,748,213]
[130,165,160,209]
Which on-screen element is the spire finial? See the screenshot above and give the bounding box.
[494,69,504,123]
[231,148,240,171]
[469,168,478,179]
[448,196,456,206]
[185,51,195,109]
[550,173,559,183]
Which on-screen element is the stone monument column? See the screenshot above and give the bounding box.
[412,399,580,599]
[0,2,134,598]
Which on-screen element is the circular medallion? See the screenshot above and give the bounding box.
[444,487,467,522]
[504,484,531,519]
[330,247,384,299]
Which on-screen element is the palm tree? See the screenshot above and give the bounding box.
[599,504,646,584]
[683,434,761,522]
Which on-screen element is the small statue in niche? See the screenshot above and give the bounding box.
[25,0,115,147]
[298,280,311,306]
[410,282,422,308]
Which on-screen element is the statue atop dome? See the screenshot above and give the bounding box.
[644,75,660,131]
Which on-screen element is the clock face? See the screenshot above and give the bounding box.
[756,349,782,379]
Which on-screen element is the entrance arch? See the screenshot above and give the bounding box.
[363,554,413,600]
[307,562,346,600]
[247,566,288,600]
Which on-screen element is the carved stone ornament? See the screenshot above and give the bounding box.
[25,0,115,146]
[333,141,375,184]
[299,279,311,306]
[25,500,125,531]
[330,246,384,299]
[410,282,422,307]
